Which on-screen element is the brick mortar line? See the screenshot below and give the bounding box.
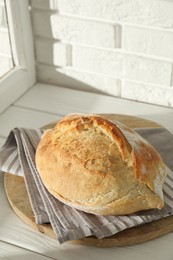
[66,44,72,66]
[37,62,173,89]
[31,7,173,33]
[34,35,173,63]
[114,24,122,48]
[31,7,116,26]
[170,65,173,86]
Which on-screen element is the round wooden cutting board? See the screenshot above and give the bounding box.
[4,114,173,247]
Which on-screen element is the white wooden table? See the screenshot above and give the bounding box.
[0,83,173,260]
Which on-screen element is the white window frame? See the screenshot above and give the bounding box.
[0,0,35,113]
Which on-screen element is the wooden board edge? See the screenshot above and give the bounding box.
[4,173,173,247]
[4,114,172,247]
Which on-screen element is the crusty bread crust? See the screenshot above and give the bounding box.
[35,114,167,215]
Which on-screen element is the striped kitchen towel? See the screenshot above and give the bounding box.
[0,127,173,244]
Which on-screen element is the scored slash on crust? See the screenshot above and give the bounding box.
[35,114,167,215]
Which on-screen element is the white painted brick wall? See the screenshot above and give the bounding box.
[73,46,172,86]
[121,81,173,107]
[122,25,173,60]
[32,11,116,48]
[31,10,53,38]
[30,0,58,10]
[58,0,173,29]
[50,15,116,48]
[35,38,68,67]
[37,65,121,96]
[30,0,173,107]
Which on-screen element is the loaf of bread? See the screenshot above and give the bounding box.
[35,114,167,215]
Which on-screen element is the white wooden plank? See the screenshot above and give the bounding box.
[0,173,58,259]
[1,174,173,260]
[0,84,173,259]
[1,169,173,260]
[0,173,75,260]
[15,83,173,130]
[0,241,53,260]
[0,105,61,137]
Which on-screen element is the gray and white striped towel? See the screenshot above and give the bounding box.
[0,127,173,244]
